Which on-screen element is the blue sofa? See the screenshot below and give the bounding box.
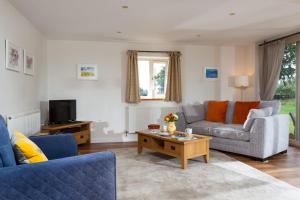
[0,115,116,200]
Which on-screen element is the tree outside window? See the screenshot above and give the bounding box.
[138,57,168,99]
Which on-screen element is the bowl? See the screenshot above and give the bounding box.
[148,124,160,130]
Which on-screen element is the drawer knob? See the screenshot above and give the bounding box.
[171,146,176,150]
[143,139,148,143]
[80,135,84,139]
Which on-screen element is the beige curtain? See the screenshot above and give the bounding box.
[259,40,286,100]
[125,50,141,103]
[165,52,182,103]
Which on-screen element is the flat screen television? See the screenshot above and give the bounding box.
[49,100,76,124]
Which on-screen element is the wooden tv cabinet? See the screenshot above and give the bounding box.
[41,121,91,145]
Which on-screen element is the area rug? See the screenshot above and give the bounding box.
[111,148,300,200]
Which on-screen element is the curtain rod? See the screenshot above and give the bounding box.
[128,50,180,53]
[259,31,300,46]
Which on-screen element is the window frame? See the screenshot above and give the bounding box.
[138,56,169,101]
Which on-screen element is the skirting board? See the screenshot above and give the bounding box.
[91,133,137,143]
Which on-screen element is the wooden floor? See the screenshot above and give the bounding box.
[79,142,300,188]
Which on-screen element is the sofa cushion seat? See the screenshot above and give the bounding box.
[212,125,250,141]
[187,120,224,135]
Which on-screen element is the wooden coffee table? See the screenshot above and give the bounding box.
[136,130,211,169]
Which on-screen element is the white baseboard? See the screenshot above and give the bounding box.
[91,133,137,143]
[123,133,137,142]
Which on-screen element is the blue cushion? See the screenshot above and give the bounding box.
[29,134,78,160]
[0,145,16,167]
[0,115,16,167]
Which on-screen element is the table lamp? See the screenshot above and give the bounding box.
[234,75,249,100]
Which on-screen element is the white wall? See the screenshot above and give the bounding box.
[219,45,257,101]
[46,40,256,142]
[220,46,236,100]
[0,0,262,143]
[0,0,46,116]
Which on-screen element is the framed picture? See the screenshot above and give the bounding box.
[23,50,34,75]
[203,67,219,80]
[5,40,22,72]
[77,64,98,80]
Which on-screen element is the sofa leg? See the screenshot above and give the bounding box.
[280,150,288,154]
[255,150,287,163]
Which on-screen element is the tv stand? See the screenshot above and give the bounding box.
[41,121,91,145]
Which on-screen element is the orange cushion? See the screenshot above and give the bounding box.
[206,101,229,123]
[232,101,260,124]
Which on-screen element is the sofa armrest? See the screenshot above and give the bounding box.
[250,114,289,159]
[175,112,187,132]
[0,152,116,200]
[29,134,78,160]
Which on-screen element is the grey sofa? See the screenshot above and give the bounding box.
[176,100,289,161]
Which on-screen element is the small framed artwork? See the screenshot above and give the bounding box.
[5,40,22,72]
[203,67,219,80]
[77,64,98,80]
[23,50,34,75]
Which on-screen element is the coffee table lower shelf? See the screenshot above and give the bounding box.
[136,131,211,169]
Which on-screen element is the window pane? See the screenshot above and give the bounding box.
[274,43,296,138]
[153,62,167,98]
[138,60,151,98]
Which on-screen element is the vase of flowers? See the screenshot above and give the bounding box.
[164,113,178,134]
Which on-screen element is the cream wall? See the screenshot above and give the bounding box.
[46,40,256,142]
[0,0,46,116]
[0,0,264,143]
[219,45,257,101]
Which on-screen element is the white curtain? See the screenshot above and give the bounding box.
[259,40,286,100]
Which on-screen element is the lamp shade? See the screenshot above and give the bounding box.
[234,75,249,88]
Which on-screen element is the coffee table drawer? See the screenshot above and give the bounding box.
[139,135,152,148]
[165,142,181,156]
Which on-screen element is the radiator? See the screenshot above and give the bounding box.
[6,110,41,137]
[126,106,179,133]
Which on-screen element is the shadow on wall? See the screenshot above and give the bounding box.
[126,105,180,132]
[40,101,49,125]
[91,120,124,138]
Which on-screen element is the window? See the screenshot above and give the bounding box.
[274,43,297,138]
[138,56,169,100]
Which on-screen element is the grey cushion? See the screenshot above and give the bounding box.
[203,100,234,124]
[187,120,223,135]
[243,107,273,131]
[182,104,205,124]
[260,100,281,115]
[212,126,250,142]
[203,101,209,113]
[225,101,235,124]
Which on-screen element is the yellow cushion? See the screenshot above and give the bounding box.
[14,130,48,164]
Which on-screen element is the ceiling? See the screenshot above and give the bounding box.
[8,0,300,45]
